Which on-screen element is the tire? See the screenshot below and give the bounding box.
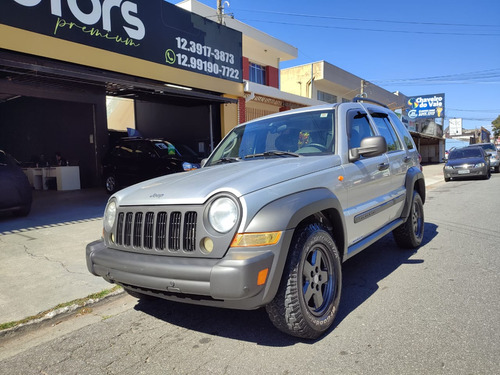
[105,174,118,194]
[266,223,342,339]
[444,177,450,182]
[13,204,31,217]
[495,166,499,173]
[393,191,424,249]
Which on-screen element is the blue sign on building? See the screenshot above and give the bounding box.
[406,93,445,119]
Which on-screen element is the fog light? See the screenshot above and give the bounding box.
[202,237,214,254]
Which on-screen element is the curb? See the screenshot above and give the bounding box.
[0,288,125,341]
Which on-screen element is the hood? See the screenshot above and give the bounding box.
[446,157,486,167]
[113,155,341,206]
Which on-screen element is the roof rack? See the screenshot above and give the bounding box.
[352,96,388,108]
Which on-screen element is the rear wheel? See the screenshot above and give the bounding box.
[266,223,341,339]
[393,191,424,249]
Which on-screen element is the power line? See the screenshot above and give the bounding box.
[448,108,500,113]
[234,8,500,29]
[369,68,500,85]
[238,18,500,37]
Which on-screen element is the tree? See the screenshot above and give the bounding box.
[492,115,500,139]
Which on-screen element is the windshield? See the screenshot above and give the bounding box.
[206,109,335,166]
[449,148,482,159]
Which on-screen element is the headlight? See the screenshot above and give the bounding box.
[476,163,485,168]
[208,197,238,233]
[444,165,453,170]
[104,200,117,232]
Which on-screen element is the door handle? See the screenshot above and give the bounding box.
[403,156,412,163]
[378,162,390,171]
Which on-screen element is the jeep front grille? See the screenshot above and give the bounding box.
[115,210,198,252]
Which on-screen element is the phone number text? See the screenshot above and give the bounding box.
[175,53,239,80]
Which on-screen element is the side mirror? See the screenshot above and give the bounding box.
[349,136,387,162]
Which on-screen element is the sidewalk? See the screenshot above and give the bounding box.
[0,164,444,334]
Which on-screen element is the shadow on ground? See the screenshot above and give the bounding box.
[133,222,439,347]
[0,188,109,234]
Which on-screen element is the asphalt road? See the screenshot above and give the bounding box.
[1,173,499,374]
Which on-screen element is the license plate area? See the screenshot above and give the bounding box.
[458,169,470,174]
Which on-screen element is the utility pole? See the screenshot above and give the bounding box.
[360,80,367,97]
[217,0,223,24]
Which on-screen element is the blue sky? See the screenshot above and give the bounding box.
[170,0,500,133]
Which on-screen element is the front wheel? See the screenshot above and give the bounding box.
[266,223,342,339]
[393,191,424,249]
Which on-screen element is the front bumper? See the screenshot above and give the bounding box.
[443,165,488,179]
[86,239,275,309]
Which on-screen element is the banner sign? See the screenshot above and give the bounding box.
[0,0,243,83]
[448,118,463,136]
[406,93,445,119]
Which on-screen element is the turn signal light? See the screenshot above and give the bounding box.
[257,268,269,286]
[230,231,282,247]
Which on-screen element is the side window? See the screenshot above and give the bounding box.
[136,142,156,159]
[115,143,135,159]
[388,112,415,150]
[347,110,375,149]
[371,113,402,152]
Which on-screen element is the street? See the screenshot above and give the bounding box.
[1,173,500,375]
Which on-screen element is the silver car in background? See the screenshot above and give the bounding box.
[468,143,499,173]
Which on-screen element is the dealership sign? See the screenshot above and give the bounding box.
[406,93,445,119]
[0,0,243,82]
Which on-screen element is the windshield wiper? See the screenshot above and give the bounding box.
[211,157,241,165]
[244,151,300,159]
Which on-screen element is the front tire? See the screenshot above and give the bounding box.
[266,223,341,339]
[393,191,424,248]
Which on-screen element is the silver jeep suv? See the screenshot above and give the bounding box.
[86,97,425,339]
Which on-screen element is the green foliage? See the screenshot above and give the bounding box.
[0,286,122,331]
[492,115,500,138]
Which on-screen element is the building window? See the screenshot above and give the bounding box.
[249,63,266,85]
[317,91,337,104]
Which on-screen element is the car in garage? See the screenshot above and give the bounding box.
[443,147,491,181]
[102,137,201,194]
[0,150,32,217]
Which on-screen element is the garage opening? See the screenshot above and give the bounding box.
[0,52,234,190]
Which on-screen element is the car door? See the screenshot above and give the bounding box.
[369,111,408,222]
[342,108,392,250]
